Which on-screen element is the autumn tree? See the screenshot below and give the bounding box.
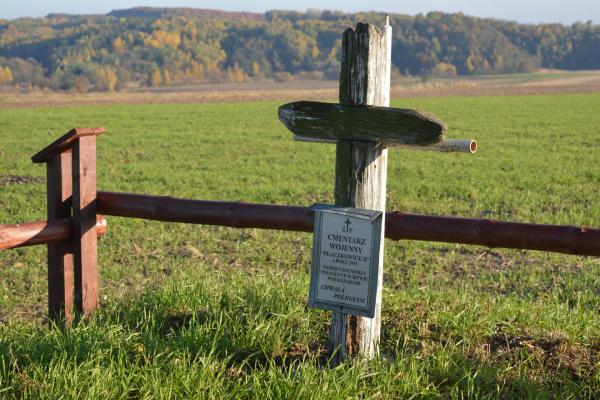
[226,63,248,83]
[149,68,162,87]
[162,69,172,85]
[94,67,118,92]
[0,66,13,84]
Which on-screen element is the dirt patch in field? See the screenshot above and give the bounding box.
[487,330,599,382]
[3,72,600,109]
[272,342,329,367]
[0,87,338,110]
[162,310,211,335]
[394,82,600,98]
[520,74,600,87]
[0,175,44,185]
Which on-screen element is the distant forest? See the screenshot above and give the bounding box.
[0,8,599,92]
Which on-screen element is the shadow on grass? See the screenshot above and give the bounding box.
[1,289,598,398]
[381,315,599,398]
[159,309,330,368]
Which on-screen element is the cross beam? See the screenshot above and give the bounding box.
[278,101,446,145]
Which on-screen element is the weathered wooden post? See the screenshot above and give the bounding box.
[32,127,105,320]
[328,18,391,362]
[44,149,74,323]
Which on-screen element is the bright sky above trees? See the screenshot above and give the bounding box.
[2,0,599,24]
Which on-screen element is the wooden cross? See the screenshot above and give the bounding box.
[279,18,474,364]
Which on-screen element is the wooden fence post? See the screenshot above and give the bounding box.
[32,128,105,319]
[329,18,392,363]
[72,135,99,315]
[46,150,74,323]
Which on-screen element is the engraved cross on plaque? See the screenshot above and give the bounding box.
[343,218,352,232]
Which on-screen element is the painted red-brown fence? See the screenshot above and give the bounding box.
[97,191,600,257]
[0,216,107,251]
[0,127,599,323]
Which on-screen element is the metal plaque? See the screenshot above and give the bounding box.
[308,205,383,318]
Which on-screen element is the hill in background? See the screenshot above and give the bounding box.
[0,8,599,92]
[108,7,265,21]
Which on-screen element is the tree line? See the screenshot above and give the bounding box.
[0,8,598,92]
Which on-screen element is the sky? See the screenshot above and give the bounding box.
[1,0,598,25]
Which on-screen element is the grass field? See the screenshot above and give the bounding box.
[1,93,600,398]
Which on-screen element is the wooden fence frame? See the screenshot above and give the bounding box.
[0,127,598,324]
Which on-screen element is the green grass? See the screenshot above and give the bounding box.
[1,93,600,398]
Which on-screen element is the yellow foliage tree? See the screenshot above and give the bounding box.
[327,45,339,63]
[226,64,247,83]
[95,67,118,92]
[149,69,162,87]
[145,31,181,48]
[112,37,124,53]
[430,62,457,77]
[251,62,261,77]
[186,62,205,80]
[311,46,320,59]
[0,66,13,84]
[163,69,172,86]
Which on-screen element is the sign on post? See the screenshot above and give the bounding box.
[308,206,383,318]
